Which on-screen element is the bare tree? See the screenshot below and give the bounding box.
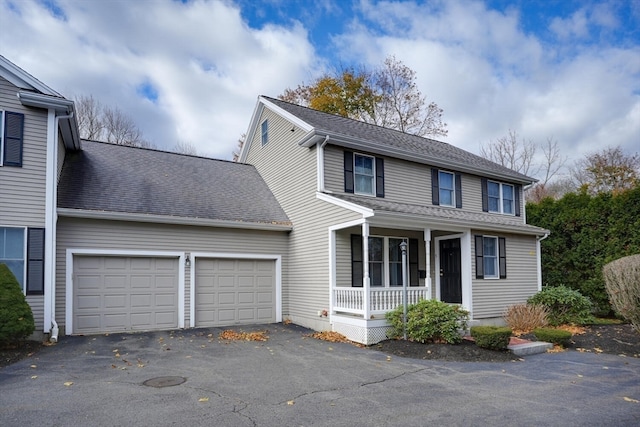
[278,55,447,138]
[232,134,245,162]
[481,130,537,176]
[570,146,640,195]
[74,94,151,148]
[173,140,198,156]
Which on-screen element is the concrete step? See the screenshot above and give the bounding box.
[508,341,553,356]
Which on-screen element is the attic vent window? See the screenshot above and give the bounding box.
[261,119,269,146]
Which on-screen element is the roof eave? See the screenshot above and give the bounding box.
[0,55,63,96]
[57,208,294,232]
[18,91,81,150]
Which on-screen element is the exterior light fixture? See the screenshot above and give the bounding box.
[185,255,191,267]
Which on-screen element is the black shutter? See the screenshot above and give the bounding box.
[514,184,521,217]
[474,235,484,279]
[27,228,45,295]
[499,237,507,279]
[3,111,24,167]
[344,151,354,193]
[375,157,384,198]
[455,174,462,208]
[481,178,488,212]
[431,168,439,205]
[409,238,419,286]
[351,234,363,287]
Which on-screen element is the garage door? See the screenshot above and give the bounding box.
[73,256,179,334]
[195,258,276,327]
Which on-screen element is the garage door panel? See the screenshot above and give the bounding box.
[73,256,179,334]
[195,258,276,327]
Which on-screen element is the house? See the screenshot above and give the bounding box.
[1,55,548,345]
[239,96,549,344]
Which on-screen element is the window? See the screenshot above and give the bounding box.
[343,151,384,197]
[261,119,268,146]
[1,110,25,167]
[351,235,419,287]
[431,168,462,208]
[0,227,44,294]
[354,154,375,195]
[474,235,506,279]
[482,179,519,216]
[0,227,25,288]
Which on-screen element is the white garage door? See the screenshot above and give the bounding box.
[195,258,276,327]
[73,256,179,334]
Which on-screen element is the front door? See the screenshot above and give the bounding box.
[439,238,462,304]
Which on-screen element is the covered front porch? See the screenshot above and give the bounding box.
[328,218,472,344]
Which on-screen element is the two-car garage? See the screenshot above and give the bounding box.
[69,252,280,335]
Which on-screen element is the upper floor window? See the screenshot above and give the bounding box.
[487,181,515,215]
[261,119,269,146]
[354,154,375,195]
[431,168,461,208]
[0,110,25,167]
[344,151,384,198]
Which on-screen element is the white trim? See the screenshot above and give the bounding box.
[434,233,472,315]
[188,252,283,328]
[438,170,456,208]
[329,229,336,323]
[260,97,313,133]
[480,235,500,279]
[0,56,63,96]
[316,192,374,217]
[65,249,185,335]
[43,109,56,333]
[57,208,293,231]
[487,180,516,216]
[0,110,4,166]
[353,152,376,196]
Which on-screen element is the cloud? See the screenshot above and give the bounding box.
[0,0,317,158]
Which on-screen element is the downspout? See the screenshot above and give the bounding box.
[317,135,329,192]
[535,233,549,292]
[47,111,73,343]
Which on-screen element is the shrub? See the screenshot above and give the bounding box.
[503,303,549,332]
[470,326,512,350]
[386,299,469,344]
[0,264,35,346]
[533,328,572,347]
[527,285,595,326]
[603,254,640,332]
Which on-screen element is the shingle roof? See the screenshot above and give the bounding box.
[263,96,535,183]
[329,193,548,235]
[58,140,291,227]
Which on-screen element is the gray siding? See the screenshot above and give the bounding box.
[55,217,289,332]
[245,108,361,330]
[471,231,538,318]
[324,143,526,221]
[0,76,48,227]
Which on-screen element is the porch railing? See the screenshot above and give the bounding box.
[333,287,430,316]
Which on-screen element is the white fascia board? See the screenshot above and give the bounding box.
[260,97,313,132]
[0,56,62,96]
[57,208,293,231]
[316,192,374,217]
[18,91,73,112]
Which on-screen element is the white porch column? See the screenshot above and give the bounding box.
[362,222,370,319]
[424,228,432,294]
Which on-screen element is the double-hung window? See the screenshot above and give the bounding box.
[439,171,455,207]
[344,151,385,197]
[351,236,419,287]
[474,235,506,279]
[1,110,25,167]
[483,179,519,215]
[431,168,462,208]
[0,227,25,288]
[354,154,375,195]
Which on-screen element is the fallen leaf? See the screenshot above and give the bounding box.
[30,365,37,369]
[577,374,583,378]
[198,397,209,402]
[287,400,295,406]
[594,347,603,353]
[111,364,116,369]
[623,397,639,403]
[31,375,38,379]
[64,382,73,387]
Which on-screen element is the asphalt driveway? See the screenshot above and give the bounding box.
[1,323,639,426]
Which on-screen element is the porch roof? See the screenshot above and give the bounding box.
[326,193,549,236]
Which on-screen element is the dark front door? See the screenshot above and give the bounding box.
[440,238,462,304]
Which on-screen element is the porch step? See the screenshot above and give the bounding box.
[508,341,553,356]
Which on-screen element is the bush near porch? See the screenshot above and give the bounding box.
[0,264,35,346]
[386,299,469,344]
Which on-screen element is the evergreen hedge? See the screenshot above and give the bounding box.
[0,263,35,346]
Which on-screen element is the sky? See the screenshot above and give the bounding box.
[0,0,638,177]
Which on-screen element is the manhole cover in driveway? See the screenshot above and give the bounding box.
[143,376,186,388]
